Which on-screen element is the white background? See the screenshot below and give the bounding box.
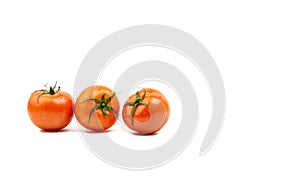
[1,0,300,190]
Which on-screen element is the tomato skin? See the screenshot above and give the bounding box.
[122,88,170,134]
[74,86,120,131]
[27,91,74,131]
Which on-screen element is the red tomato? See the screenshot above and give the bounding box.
[27,82,73,131]
[75,85,120,131]
[122,88,170,134]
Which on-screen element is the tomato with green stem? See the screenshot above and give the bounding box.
[75,85,120,131]
[27,82,74,131]
[122,88,170,134]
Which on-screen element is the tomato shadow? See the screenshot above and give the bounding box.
[131,132,158,136]
[82,129,113,134]
[39,128,79,133]
[39,128,115,134]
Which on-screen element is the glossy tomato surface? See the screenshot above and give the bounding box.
[27,91,73,131]
[122,88,170,134]
[75,85,120,131]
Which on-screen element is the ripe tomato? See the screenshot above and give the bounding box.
[75,85,120,131]
[27,82,74,131]
[122,88,170,134]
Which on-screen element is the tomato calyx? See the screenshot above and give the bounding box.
[36,81,61,103]
[124,89,148,125]
[83,92,118,123]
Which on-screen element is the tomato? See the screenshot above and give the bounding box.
[27,82,74,131]
[75,85,120,131]
[122,88,170,134]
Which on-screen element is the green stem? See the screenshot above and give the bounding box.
[124,89,148,125]
[37,81,61,103]
[83,92,118,123]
